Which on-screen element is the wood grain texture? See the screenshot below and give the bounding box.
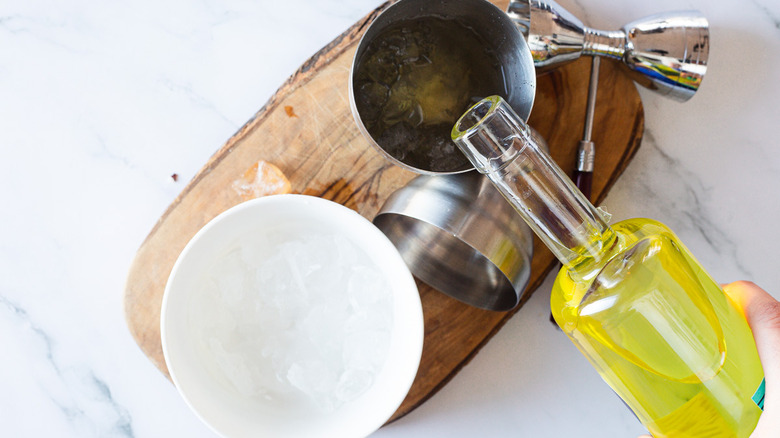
[123,0,644,424]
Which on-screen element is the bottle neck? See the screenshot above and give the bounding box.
[452,96,615,275]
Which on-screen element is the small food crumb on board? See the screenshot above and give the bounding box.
[284,105,298,118]
[232,160,292,200]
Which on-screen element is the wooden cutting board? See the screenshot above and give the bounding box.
[123,0,644,424]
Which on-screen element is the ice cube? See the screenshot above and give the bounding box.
[382,86,415,126]
[334,234,361,267]
[335,369,374,402]
[308,307,349,365]
[286,359,339,411]
[343,330,392,372]
[427,134,469,172]
[280,245,309,299]
[362,49,400,86]
[347,265,386,309]
[356,81,390,125]
[376,121,417,161]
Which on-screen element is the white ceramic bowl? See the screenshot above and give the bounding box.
[161,195,424,438]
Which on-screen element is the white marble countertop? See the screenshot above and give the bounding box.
[2,0,778,436]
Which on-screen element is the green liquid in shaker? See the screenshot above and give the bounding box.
[354,16,507,172]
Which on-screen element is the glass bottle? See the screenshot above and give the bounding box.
[452,96,764,437]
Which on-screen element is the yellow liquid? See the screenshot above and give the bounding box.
[551,218,764,437]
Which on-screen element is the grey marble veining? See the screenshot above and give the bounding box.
[0,296,133,436]
[605,130,754,280]
[751,0,780,29]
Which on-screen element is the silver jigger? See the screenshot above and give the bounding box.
[507,0,709,101]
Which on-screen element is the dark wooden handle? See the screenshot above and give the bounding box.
[574,170,593,201]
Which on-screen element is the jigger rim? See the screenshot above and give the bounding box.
[349,0,537,175]
[373,171,534,311]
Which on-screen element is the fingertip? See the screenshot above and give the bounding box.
[722,281,780,330]
[722,280,762,300]
[723,281,767,318]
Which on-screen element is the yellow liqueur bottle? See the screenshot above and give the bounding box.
[452,96,764,437]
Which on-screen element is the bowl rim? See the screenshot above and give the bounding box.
[161,194,424,438]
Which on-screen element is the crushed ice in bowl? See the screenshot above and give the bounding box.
[188,230,394,412]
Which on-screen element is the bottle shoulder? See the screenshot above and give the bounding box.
[611,218,676,241]
[551,217,685,326]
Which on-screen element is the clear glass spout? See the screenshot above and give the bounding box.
[451,96,614,273]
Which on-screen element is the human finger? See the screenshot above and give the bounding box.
[723,281,780,436]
